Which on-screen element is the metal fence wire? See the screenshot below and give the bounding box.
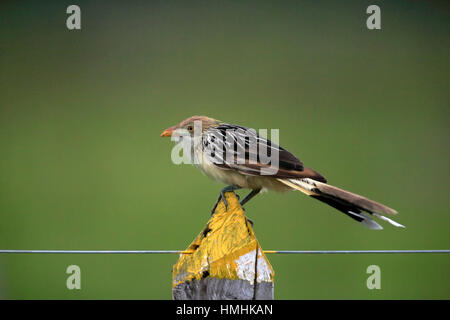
[1,249,449,254]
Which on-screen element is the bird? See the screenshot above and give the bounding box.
[161,115,404,230]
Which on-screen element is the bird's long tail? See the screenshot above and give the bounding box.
[277,178,405,230]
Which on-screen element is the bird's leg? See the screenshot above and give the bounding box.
[210,185,241,215]
[240,189,261,207]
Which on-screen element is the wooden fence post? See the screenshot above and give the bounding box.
[172,191,274,300]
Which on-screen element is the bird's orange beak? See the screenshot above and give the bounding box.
[161,125,176,137]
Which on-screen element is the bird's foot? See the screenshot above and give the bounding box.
[245,217,254,227]
[210,185,241,215]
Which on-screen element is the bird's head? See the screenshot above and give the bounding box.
[160,116,221,138]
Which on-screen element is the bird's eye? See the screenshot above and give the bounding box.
[187,125,193,131]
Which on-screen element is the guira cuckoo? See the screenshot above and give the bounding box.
[161,116,404,230]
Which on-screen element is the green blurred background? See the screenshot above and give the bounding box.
[0,0,448,299]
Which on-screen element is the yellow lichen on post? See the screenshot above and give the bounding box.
[172,192,274,300]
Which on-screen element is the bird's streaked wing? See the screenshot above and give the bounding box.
[202,124,326,181]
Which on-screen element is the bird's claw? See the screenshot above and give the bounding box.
[210,191,229,215]
[211,185,240,215]
[221,193,229,209]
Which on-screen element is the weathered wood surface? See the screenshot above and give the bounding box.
[172,192,274,300]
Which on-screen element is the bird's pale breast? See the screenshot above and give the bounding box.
[194,145,290,192]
